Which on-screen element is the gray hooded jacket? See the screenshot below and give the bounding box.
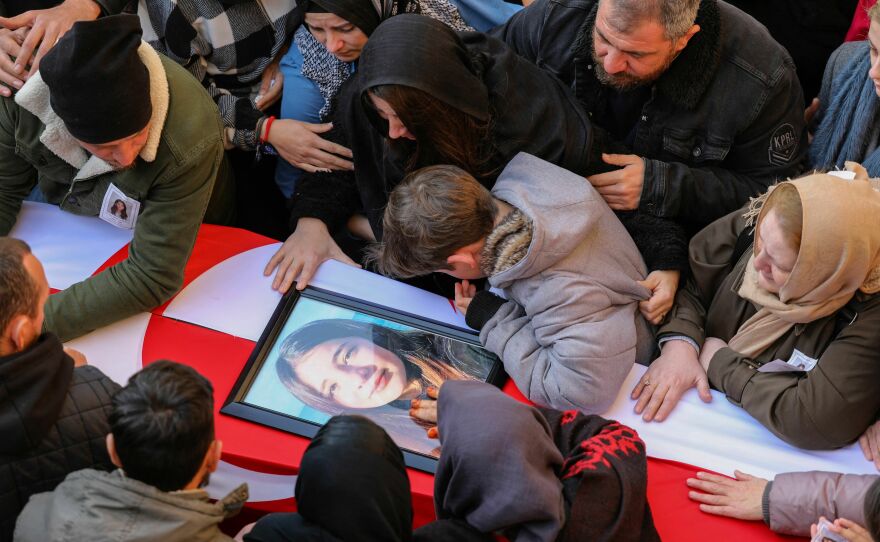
[14,469,247,542]
[470,153,654,413]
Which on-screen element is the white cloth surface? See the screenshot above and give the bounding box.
[9,202,133,289]
[163,254,468,340]
[601,364,877,479]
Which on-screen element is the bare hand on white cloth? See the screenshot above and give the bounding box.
[630,340,712,422]
[263,218,360,293]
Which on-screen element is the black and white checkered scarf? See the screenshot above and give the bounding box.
[138,0,301,149]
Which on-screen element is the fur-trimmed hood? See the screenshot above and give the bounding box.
[14,41,170,181]
[487,152,649,299]
[571,0,722,111]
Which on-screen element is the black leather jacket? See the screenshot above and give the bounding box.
[493,0,808,232]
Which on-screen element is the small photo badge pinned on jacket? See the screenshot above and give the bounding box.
[99,183,140,230]
[758,349,819,373]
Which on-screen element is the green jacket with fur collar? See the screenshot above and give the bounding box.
[0,45,234,341]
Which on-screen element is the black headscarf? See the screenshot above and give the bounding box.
[296,415,413,542]
[304,0,412,36]
[434,381,567,541]
[436,380,661,542]
[312,14,595,239]
[358,14,489,121]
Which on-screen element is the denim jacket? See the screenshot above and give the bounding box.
[493,0,808,232]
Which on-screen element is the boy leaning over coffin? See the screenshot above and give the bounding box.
[369,152,655,413]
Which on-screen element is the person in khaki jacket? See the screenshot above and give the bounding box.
[630,166,880,449]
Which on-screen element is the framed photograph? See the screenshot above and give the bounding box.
[221,286,506,473]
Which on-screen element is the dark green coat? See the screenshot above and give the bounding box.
[0,48,233,341]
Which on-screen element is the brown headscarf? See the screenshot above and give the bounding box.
[728,166,880,358]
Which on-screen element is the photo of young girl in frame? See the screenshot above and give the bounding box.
[241,296,499,458]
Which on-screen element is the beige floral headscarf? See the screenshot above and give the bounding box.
[728,165,880,358]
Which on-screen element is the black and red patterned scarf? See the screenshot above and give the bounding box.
[539,408,661,542]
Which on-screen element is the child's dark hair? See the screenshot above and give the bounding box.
[109,361,215,492]
[367,164,496,278]
[864,477,880,540]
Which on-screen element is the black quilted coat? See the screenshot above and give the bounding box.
[0,334,119,541]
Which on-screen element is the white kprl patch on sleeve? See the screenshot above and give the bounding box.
[768,123,798,165]
[99,183,141,230]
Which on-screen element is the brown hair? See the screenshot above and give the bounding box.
[367,165,496,278]
[368,85,499,180]
[0,237,38,333]
[762,183,804,253]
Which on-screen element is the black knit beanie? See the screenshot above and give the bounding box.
[41,14,152,144]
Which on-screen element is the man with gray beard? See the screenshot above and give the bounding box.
[493,0,807,234]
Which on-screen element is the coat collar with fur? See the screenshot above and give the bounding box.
[14,42,170,181]
[571,0,722,111]
[479,208,534,277]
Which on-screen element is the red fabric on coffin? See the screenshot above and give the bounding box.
[647,458,797,541]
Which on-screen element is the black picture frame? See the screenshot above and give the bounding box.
[221,285,506,474]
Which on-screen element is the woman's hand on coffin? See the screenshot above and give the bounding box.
[858,420,880,471]
[637,270,679,324]
[264,218,361,293]
[410,386,439,439]
[686,470,766,521]
[630,339,711,422]
[268,119,353,173]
